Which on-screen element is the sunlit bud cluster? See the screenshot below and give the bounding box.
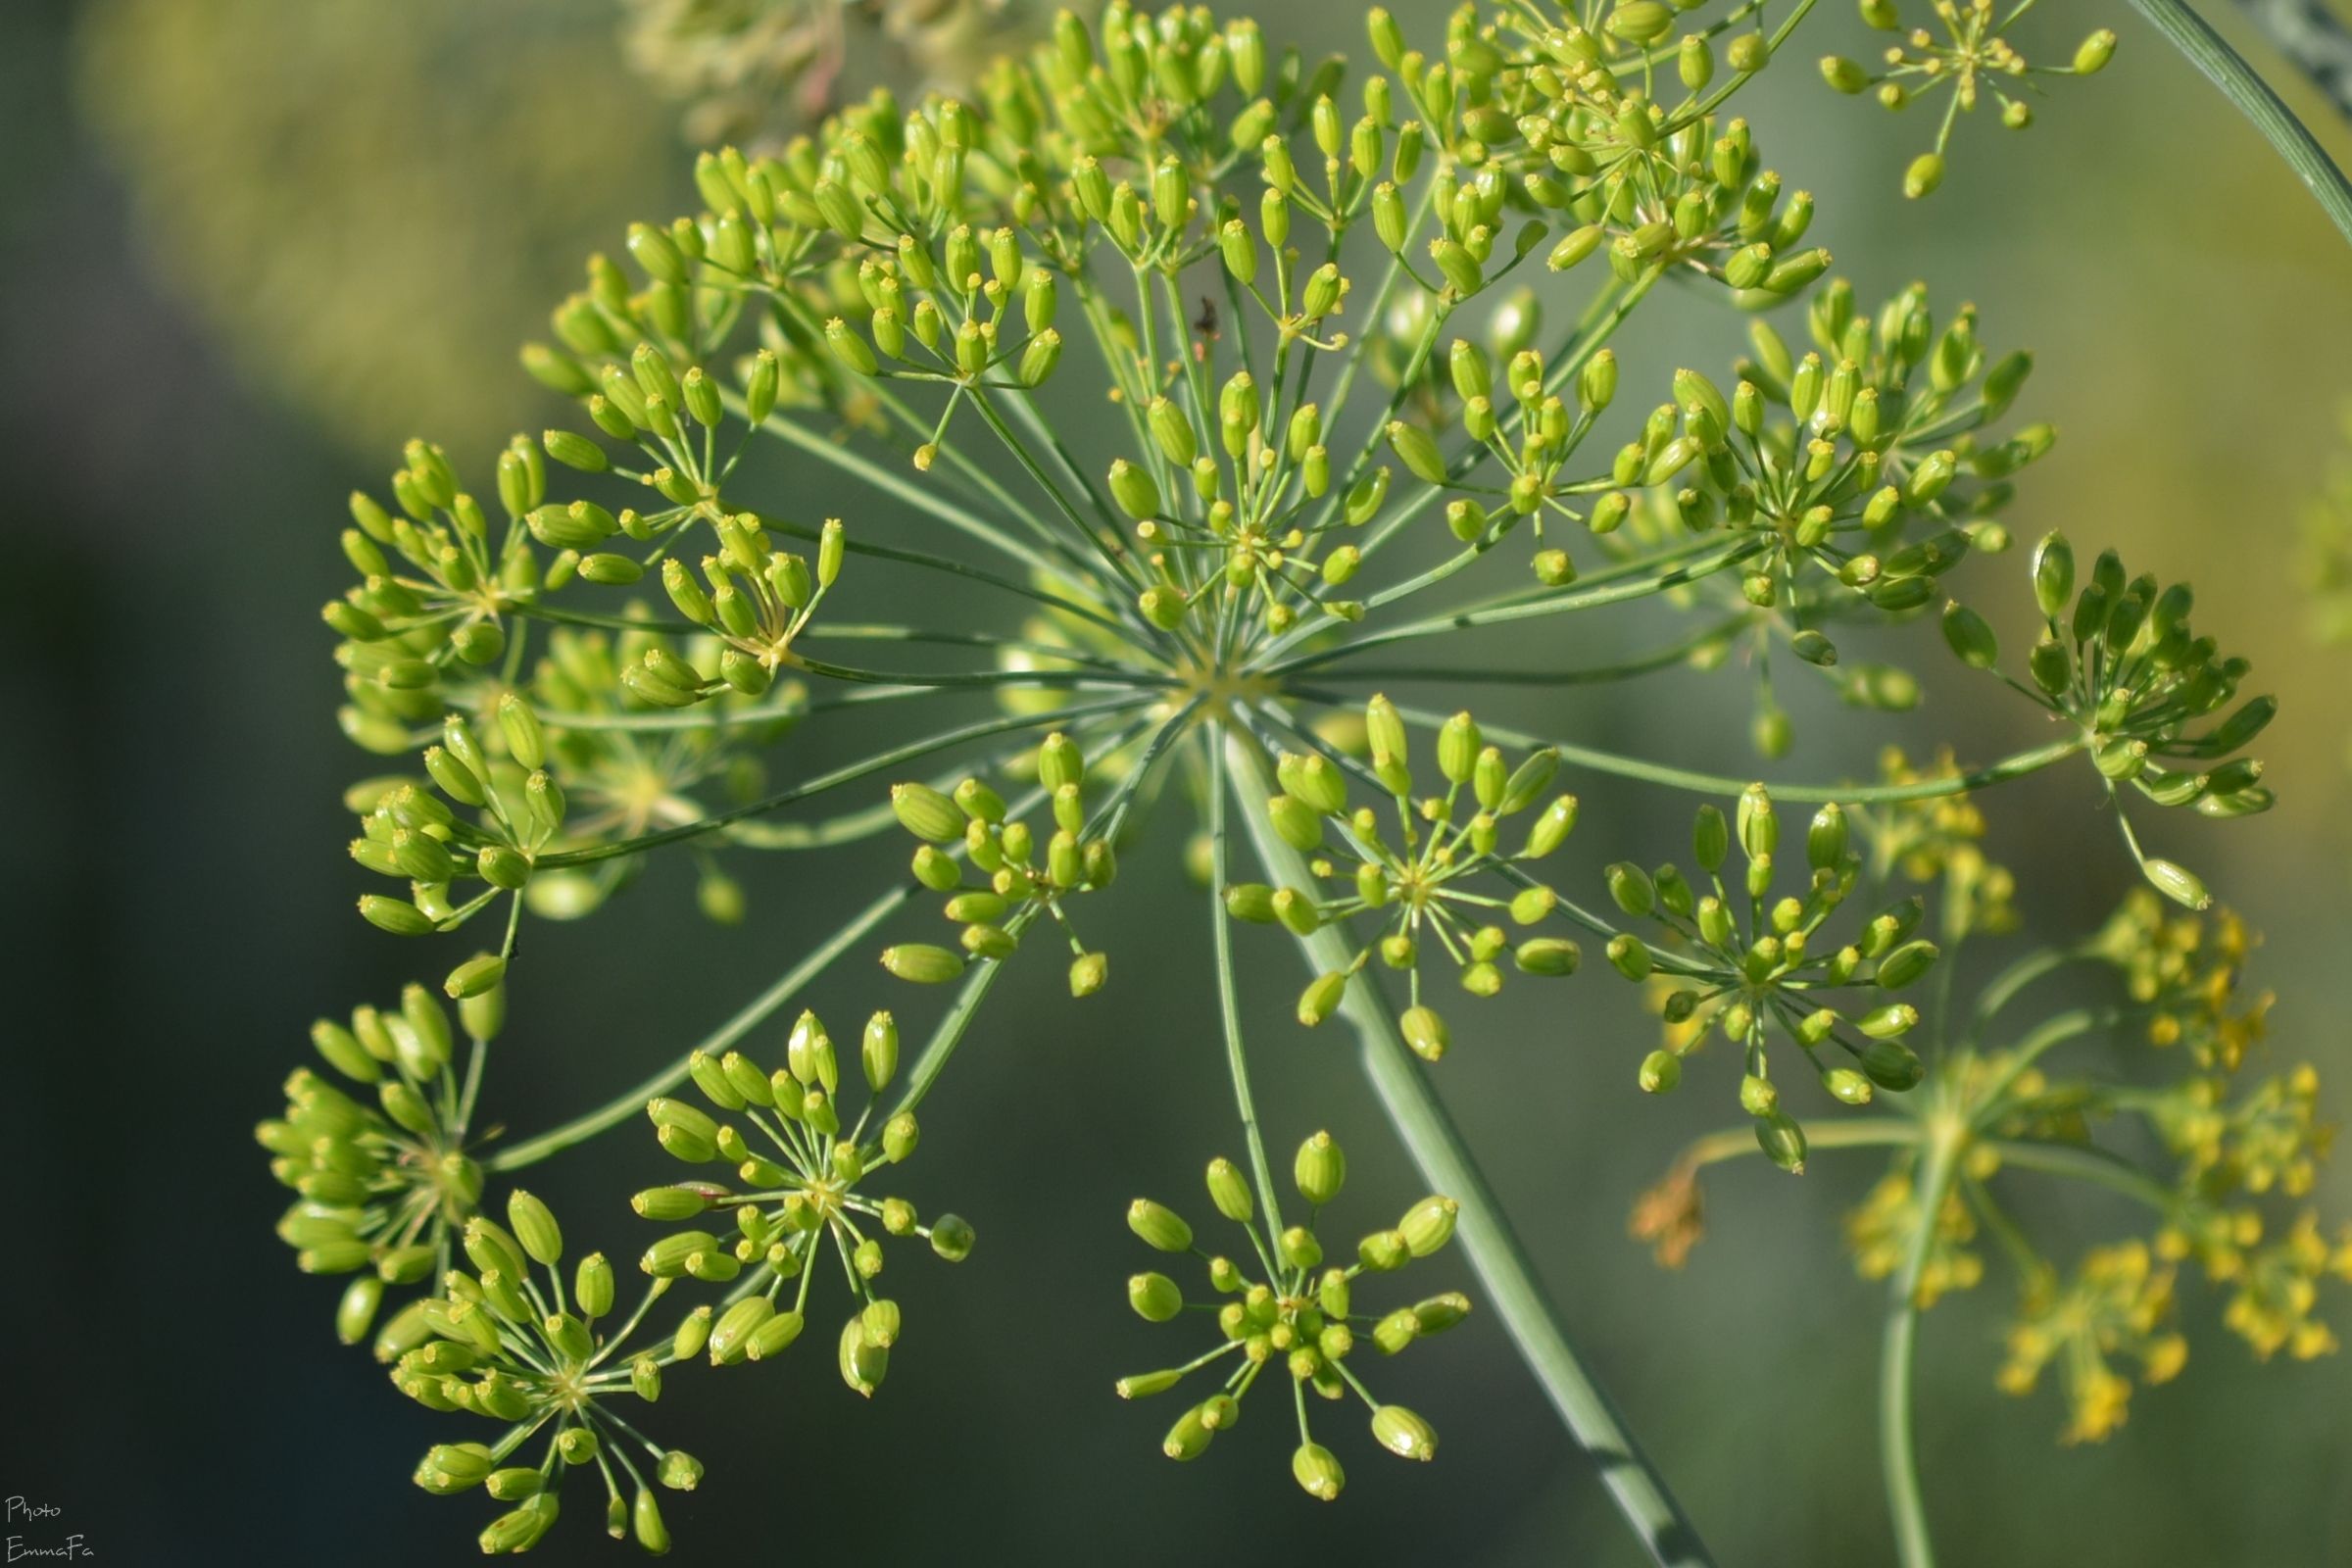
[1614,787,1930,1157]
[633,1007,971,1395]
[1230,698,1582,1054]
[1117,1129,1463,1498]
[887,730,1117,995]
[1956,532,2275,908]
[1995,1241,2183,1445]
[394,1194,703,1554]
[1819,0,2116,197]
[260,981,502,1346]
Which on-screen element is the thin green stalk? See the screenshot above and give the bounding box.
[747,402,1050,573]
[1985,1138,2178,1210]
[1375,702,2088,805]
[1258,537,1754,673]
[1227,730,1713,1568]
[1321,613,1750,688]
[2127,0,2352,247]
[1204,734,1289,1236]
[537,694,1152,866]
[489,884,912,1170]
[1881,1120,1963,1568]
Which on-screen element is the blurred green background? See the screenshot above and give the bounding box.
[2,0,2348,1561]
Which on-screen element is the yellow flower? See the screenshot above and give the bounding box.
[1997,1243,2183,1444]
[1861,748,2017,938]
[2223,1212,2346,1361]
[1845,1170,1983,1305]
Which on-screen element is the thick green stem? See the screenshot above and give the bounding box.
[1227,731,1713,1568]
[2127,0,2352,246]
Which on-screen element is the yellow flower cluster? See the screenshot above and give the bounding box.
[2216,1212,2352,1361]
[1863,747,2016,938]
[1846,1167,1985,1306]
[1997,1243,2187,1445]
[2096,891,2273,1070]
[2154,1063,2332,1200]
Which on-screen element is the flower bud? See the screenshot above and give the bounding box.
[1130,1271,1185,1322]
[1206,1157,1253,1222]
[1128,1199,1194,1252]
[1293,1441,1346,1499]
[1295,1132,1347,1206]
[1398,1196,1458,1256]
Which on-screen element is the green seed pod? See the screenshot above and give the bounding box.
[1399,1004,1449,1061]
[1902,153,1944,201]
[1108,459,1162,520]
[1118,1368,1184,1399]
[1398,1196,1458,1256]
[1302,263,1344,318]
[838,1315,888,1397]
[1824,1066,1874,1105]
[1542,223,1603,274]
[1639,1049,1682,1094]
[1372,180,1409,253]
[1293,1441,1346,1500]
[506,1191,562,1267]
[1515,938,1580,976]
[2074,28,2117,73]
[1164,1404,1216,1460]
[574,1253,614,1320]
[1607,934,1653,981]
[1069,952,1109,997]
[2142,858,2211,909]
[1371,1404,1438,1460]
[745,1310,805,1362]
[1856,1003,1919,1039]
[1525,794,1579,858]
[1268,793,1324,851]
[1298,969,1348,1026]
[1860,1037,1925,1091]
[1128,1199,1194,1252]
[882,944,965,984]
[443,954,505,1001]
[1387,420,1448,484]
[484,1467,542,1502]
[1876,939,1939,990]
[891,783,964,843]
[1295,1132,1348,1206]
[1130,1271,1185,1322]
[930,1213,976,1261]
[1206,1157,1254,1222]
[1605,861,1655,917]
[1755,1110,1807,1172]
[1217,219,1259,285]
[861,1012,898,1092]
[1147,397,1199,468]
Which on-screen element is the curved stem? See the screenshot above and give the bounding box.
[2229,0,2352,124]
[1881,1122,1963,1568]
[1228,730,1713,1568]
[2127,0,2352,247]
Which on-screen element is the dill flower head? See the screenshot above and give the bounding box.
[271,0,2320,1553]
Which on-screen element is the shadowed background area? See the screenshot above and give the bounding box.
[2,0,2349,1561]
